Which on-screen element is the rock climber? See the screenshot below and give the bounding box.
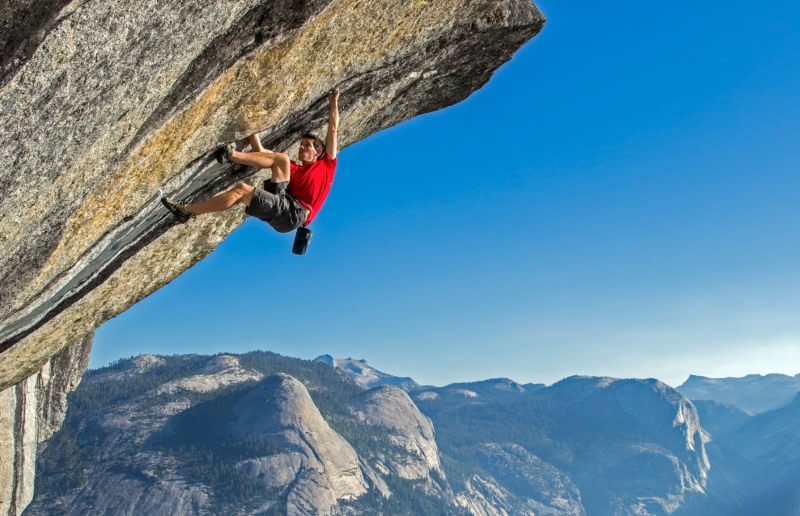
[162,88,339,235]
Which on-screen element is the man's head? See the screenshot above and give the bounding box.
[298,133,325,164]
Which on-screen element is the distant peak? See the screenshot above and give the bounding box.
[313,354,335,367]
[314,355,419,391]
[685,374,708,381]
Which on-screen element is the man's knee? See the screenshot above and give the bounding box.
[273,152,290,165]
[271,153,291,181]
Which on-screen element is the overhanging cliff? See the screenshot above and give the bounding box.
[0,0,544,390]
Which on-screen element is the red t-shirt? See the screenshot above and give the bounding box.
[287,153,337,226]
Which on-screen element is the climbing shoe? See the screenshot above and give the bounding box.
[161,197,194,223]
[215,143,235,164]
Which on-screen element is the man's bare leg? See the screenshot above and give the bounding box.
[185,182,256,216]
[229,148,291,183]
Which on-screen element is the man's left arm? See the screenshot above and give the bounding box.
[326,88,339,160]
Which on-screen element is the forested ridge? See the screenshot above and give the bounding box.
[35,351,458,512]
[33,353,720,515]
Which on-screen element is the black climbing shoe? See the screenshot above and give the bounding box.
[161,197,194,223]
[215,143,235,164]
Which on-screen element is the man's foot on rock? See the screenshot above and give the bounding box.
[215,143,235,164]
[161,197,194,223]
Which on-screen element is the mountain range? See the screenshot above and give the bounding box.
[26,353,800,515]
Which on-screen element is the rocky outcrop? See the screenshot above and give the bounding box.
[232,374,368,514]
[0,0,544,394]
[349,385,441,480]
[156,354,262,395]
[34,334,94,443]
[0,371,38,516]
[90,354,166,383]
[0,333,92,516]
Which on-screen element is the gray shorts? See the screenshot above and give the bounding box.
[245,181,307,233]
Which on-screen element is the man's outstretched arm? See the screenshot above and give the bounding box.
[326,88,339,160]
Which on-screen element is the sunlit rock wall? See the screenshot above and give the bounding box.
[0,0,544,392]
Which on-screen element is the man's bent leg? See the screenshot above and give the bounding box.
[185,182,255,216]
[230,150,291,183]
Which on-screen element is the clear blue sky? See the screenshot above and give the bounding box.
[91,0,800,387]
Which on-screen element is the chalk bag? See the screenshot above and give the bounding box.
[292,226,313,255]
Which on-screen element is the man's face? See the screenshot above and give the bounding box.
[298,138,321,164]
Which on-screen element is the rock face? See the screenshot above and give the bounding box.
[231,374,368,514]
[0,333,92,516]
[348,385,441,480]
[0,0,545,393]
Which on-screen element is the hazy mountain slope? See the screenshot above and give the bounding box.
[677,373,800,414]
[691,400,751,440]
[443,378,538,398]
[348,386,442,480]
[455,443,586,516]
[683,393,800,515]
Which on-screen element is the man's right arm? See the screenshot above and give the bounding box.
[326,88,339,160]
